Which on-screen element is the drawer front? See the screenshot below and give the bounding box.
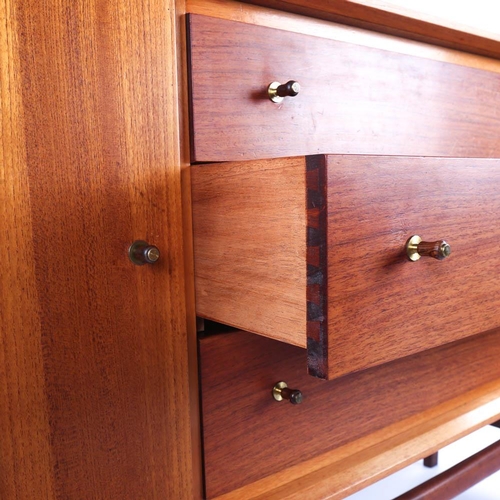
[187,14,500,162]
[191,155,500,379]
[200,329,500,498]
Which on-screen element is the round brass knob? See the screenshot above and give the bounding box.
[129,240,160,265]
[272,381,303,405]
[406,235,451,261]
[268,80,301,103]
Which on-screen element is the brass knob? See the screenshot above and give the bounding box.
[406,235,451,261]
[272,381,303,405]
[268,80,301,103]
[129,240,160,265]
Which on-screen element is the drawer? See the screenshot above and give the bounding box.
[199,329,500,498]
[191,155,500,379]
[187,14,500,163]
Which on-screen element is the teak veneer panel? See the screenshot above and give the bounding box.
[216,378,500,500]
[1,0,200,498]
[200,328,500,498]
[187,14,500,162]
[191,155,500,379]
[192,157,306,347]
[0,1,55,496]
[320,155,500,378]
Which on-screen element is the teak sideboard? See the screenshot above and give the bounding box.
[2,0,500,499]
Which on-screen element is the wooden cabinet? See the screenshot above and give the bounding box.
[3,0,500,499]
[192,155,500,379]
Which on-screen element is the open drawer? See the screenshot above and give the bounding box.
[191,155,500,379]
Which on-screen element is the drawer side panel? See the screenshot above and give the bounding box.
[191,157,307,347]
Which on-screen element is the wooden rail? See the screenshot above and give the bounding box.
[395,439,500,500]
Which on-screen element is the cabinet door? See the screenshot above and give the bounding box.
[0,1,199,498]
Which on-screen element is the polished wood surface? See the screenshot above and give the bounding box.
[200,328,500,498]
[395,439,500,500]
[1,0,200,498]
[187,0,500,74]
[321,155,500,378]
[4,0,500,498]
[216,375,500,500]
[1,1,54,496]
[241,0,500,59]
[188,14,500,162]
[191,155,500,379]
[176,0,205,493]
[191,157,306,347]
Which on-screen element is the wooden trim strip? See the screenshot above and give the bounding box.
[306,155,328,378]
[176,1,204,495]
[394,438,500,500]
[186,0,500,74]
[241,0,500,60]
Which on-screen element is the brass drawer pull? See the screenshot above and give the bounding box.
[267,80,300,103]
[406,235,451,261]
[129,240,160,265]
[272,381,303,405]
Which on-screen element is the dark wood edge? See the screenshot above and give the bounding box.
[395,438,500,500]
[241,0,500,61]
[306,155,328,379]
[185,14,198,164]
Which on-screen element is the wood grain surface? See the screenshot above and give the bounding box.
[216,377,500,500]
[305,155,328,377]
[0,1,55,497]
[187,14,500,162]
[176,1,205,495]
[1,0,200,498]
[321,155,500,379]
[191,157,307,347]
[200,328,500,498]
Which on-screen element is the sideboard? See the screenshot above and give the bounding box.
[2,0,500,498]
